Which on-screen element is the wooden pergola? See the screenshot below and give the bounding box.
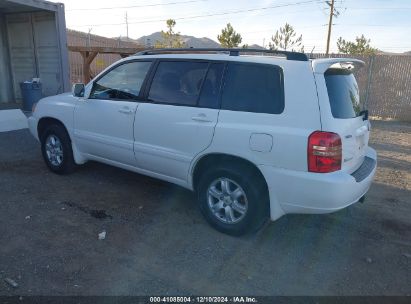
[68,46,146,84]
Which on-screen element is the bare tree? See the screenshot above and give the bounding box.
[269,23,304,52]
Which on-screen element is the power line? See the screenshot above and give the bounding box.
[242,24,326,35]
[125,5,325,25]
[342,7,411,10]
[69,0,323,27]
[334,24,409,27]
[67,0,209,11]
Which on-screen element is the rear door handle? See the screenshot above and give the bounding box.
[118,107,133,115]
[192,113,212,123]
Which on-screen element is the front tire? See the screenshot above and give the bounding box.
[40,124,76,174]
[197,165,269,236]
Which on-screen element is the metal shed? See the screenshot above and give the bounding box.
[0,0,69,104]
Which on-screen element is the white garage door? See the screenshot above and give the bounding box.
[6,12,61,100]
[6,13,36,100]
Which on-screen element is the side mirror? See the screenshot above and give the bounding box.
[72,83,85,97]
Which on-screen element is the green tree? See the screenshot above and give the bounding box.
[269,23,304,52]
[155,19,185,48]
[217,23,242,48]
[337,35,377,55]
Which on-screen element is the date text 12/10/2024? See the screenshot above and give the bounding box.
[149,296,258,303]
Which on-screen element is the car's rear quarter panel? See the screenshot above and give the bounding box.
[200,60,321,171]
[191,60,322,220]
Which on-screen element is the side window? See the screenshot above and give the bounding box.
[148,61,209,106]
[221,63,284,114]
[198,63,225,109]
[90,61,152,101]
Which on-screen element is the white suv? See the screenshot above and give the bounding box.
[28,48,377,235]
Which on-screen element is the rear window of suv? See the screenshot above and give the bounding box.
[221,63,284,114]
[324,68,362,119]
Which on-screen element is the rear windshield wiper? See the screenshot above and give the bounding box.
[359,110,369,121]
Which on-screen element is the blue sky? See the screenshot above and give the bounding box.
[53,0,411,53]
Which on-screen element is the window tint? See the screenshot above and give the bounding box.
[90,61,151,101]
[324,68,362,119]
[221,63,284,114]
[198,63,225,109]
[148,61,208,106]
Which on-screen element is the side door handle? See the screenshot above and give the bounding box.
[191,113,212,123]
[118,107,133,115]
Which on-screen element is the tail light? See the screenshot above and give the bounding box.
[308,131,342,173]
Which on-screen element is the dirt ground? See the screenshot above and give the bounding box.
[0,120,410,296]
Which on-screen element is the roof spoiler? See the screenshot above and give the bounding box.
[311,58,365,74]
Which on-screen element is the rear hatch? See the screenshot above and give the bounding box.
[313,59,370,174]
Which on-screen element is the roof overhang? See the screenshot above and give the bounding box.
[0,0,62,13]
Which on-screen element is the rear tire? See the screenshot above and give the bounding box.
[197,164,269,236]
[40,124,76,175]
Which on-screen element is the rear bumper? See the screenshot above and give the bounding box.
[259,147,377,220]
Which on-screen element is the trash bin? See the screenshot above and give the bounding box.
[20,81,43,112]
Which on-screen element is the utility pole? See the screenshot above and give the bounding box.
[325,0,339,55]
[125,12,129,40]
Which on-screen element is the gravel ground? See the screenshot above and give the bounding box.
[0,120,410,296]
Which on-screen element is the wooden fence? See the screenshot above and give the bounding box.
[67,29,142,83]
[66,34,411,121]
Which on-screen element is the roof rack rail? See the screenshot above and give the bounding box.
[135,48,309,62]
